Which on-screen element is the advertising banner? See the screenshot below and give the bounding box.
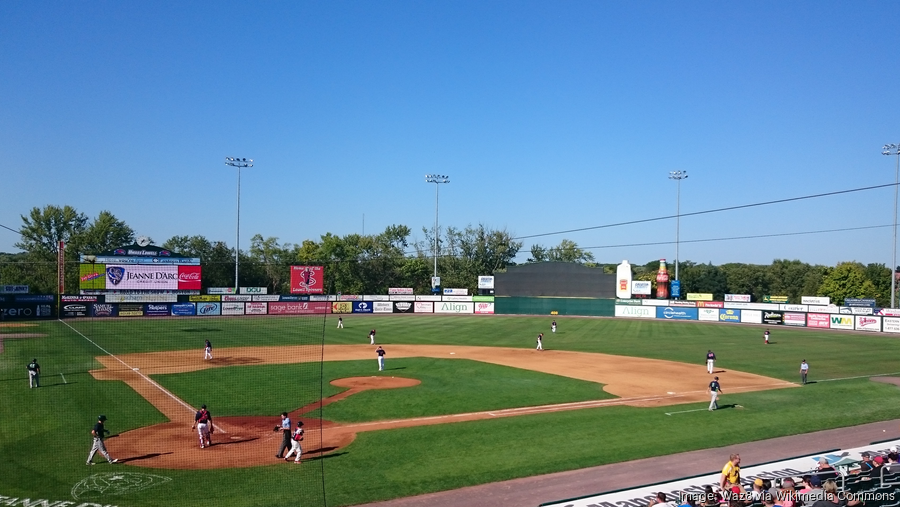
[190,295,221,302]
[252,295,281,302]
[472,295,494,302]
[0,285,29,294]
[245,302,268,315]
[103,265,179,290]
[879,308,900,316]
[783,313,806,327]
[435,301,474,314]
[389,295,416,301]
[1,303,52,320]
[91,303,118,317]
[780,304,808,312]
[855,316,881,332]
[442,295,473,302]
[670,280,681,299]
[477,276,495,289]
[725,302,780,310]
[338,294,362,301]
[364,295,390,301]
[475,302,494,314]
[145,304,170,317]
[631,281,652,295]
[807,313,830,328]
[309,295,330,301]
[222,302,244,315]
[431,277,440,288]
[718,309,741,323]
[62,295,99,302]
[331,302,353,314]
[105,294,178,303]
[698,301,724,308]
[808,305,840,314]
[222,295,252,302]
[724,294,751,302]
[414,302,434,313]
[388,288,414,295]
[698,308,719,321]
[393,301,414,313]
[740,310,762,324]
[14,295,54,302]
[197,302,222,316]
[443,288,469,296]
[61,303,89,318]
[373,302,393,313]
[290,265,325,294]
[352,301,375,313]
[84,255,200,265]
[239,287,268,295]
[845,298,876,308]
[829,315,854,330]
[762,295,789,304]
[207,287,237,295]
[268,302,329,315]
[177,265,202,290]
[668,301,697,307]
[641,299,669,306]
[614,305,654,318]
[119,304,144,317]
[801,296,830,305]
[415,295,442,301]
[278,295,307,301]
[79,264,106,290]
[656,307,698,320]
[686,293,714,301]
[849,307,874,315]
[883,317,900,333]
[762,311,783,325]
[616,298,644,306]
[171,303,196,316]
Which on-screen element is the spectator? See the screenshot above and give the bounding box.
[701,485,723,507]
[778,478,799,507]
[816,458,839,481]
[764,492,784,507]
[873,455,885,472]
[649,492,678,507]
[799,475,822,495]
[885,452,900,474]
[720,454,742,492]
[677,495,698,507]
[749,479,766,503]
[855,452,875,475]
[809,479,862,507]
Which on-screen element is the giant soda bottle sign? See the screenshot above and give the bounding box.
[616,260,632,299]
[656,259,669,299]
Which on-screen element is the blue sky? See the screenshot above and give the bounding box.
[1,1,898,267]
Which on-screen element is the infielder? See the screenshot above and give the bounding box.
[337,317,343,329]
[536,333,543,351]
[204,339,212,360]
[376,346,386,371]
[369,329,377,345]
[706,350,716,374]
[708,376,723,411]
[764,329,770,345]
[551,320,557,333]
[284,421,304,463]
[191,404,213,448]
[86,415,119,465]
[27,358,40,388]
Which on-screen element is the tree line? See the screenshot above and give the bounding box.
[0,205,895,306]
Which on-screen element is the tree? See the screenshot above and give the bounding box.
[426,224,522,292]
[526,239,592,264]
[680,262,728,300]
[249,235,293,293]
[817,262,878,305]
[162,235,235,289]
[864,263,892,307]
[81,211,135,253]
[15,205,88,257]
[720,263,771,301]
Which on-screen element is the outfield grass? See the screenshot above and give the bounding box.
[3,315,900,507]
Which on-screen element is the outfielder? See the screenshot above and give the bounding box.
[86,415,119,465]
[204,339,212,360]
[536,333,543,351]
[337,317,343,329]
[764,329,770,345]
[376,346,386,371]
[27,358,40,388]
[192,404,213,448]
[708,376,723,411]
[706,350,716,374]
[369,329,376,345]
[284,421,304,463]
[551,320,557,333]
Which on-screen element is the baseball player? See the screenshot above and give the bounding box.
[376,346,386,371]
[337,316,343,329]
[86,415,119,465]
[191,404,213,448]
[536,333,544,351]
[551,320,557,333]
[275,412,292,459]
[284,421,304,463]
[708,376,723,411]
[706,350,716,374]
[27,358,40,388]
[204,339,212,360]
[800,359,809,385]
[369,329,377,345]
[764,329,770,345]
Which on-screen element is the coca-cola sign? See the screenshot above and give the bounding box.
[178,266,202,290]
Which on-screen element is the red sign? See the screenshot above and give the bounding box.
[268,302,330,315]
[290,266,324,294]
[178,265,203,290]
[698,301,724,308]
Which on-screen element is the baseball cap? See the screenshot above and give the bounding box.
[875,456,884,464]
[891,446,898,453]
[98,415,107,421]
[201,404,206,409]
[731,486,742,495]
[862,452,871,458]
[754,479,764,487]
[809,476,821,487]
[715,376,719,380]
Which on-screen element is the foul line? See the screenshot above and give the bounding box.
[816,371,900,383]
[58,320,225,433]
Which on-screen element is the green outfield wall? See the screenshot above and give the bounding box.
[494,296,615,316]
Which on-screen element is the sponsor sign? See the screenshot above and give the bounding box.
[845,298,876,308]
[724,294,751,302]
[855,315,881,332]
[850,307,874,315]
[222,302,244,315]
[239,287,268,294]
[883,317,900,333]
[197,302,222,316]
[780,304,808,312]
[808,305,840,314]
[171,303,196,316]
[414,301,434,313]
[879,308,900,316]
[92,303,118,317]
[432,276,441,288]
[783,313,806,327]
[207,287,237,295]
[278,295,307,301]
[686,293,714,301]
[389,294,416,301]
[725,302,780,310]
[251,295,281,302]
[338,294,361,301]
[415,295,442,301]
[656,307,698,320]
[807,313,830,328]
[472,295,494,302]
[290,265,325,294]
[119,303,144,317]
[641,299,670,306]
[104,265,180,290]
[268,302,330,315]
[443,288,469,296]
[631,281,652,295]
[435,301,474,314]
[105,294,177,303]
[801,296,830,305]
[145,303,170,316]
[1,304,53,320]
[84,255,201,265]
[352,301,374,313]
[190,295,221,302]
[62,303,89,318]
[698,308,719,322]
[309,295,330,301]
[718,309,740,323]
[442,295,473,302]
[697,301,724,308]
[388,288,414,295]
[668,301,697,307]
[475,302,495,314]
[14,295,55,302]
[245,302,268,315]
[62,295,99,302]
[79,263,106,290]
[393,301,414,313]
[177,265,202,290]
[373,301,393,313]
[0,285,29,294]
[222,295,252,302]
[762,295,789,303]
[614,305,654,318]
[332,302,353,314]
[740,310,762,324]
[477,276,495,289]
[763,311,783,325]
[670,280,681,299]
[616,298,644,306]
[829,315,854,330]
[363,295,390,301]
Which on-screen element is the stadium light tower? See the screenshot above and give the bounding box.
[885,143,900,308]
[425,174,450,282]
[669,171,688,282]
[225,157,253,291]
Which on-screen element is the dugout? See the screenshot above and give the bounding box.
[494,263,615,316]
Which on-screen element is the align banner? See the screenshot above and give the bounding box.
[435,301,474,314]
[614,305,654,318]
[290,266,324,294]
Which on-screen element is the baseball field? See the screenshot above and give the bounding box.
[3,314,900,507]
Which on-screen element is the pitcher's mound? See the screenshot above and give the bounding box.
[331,376,421,389]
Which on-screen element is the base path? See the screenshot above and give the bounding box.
[88,345,793,469]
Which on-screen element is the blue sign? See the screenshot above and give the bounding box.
[845,298,876,308]
[670,280,681,299]
[14,295,55,302]
[719,309,741,323]
[171,303,196,316]
[91,303,118,318]
[656,306,697,320]
[196,302,221,316]
[352,301,374,313]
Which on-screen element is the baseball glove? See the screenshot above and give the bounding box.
[273,426,280,432]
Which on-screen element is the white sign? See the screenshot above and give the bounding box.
[389,295,416,301]
[222,295,252,302]
[829,315,854,330]
[388,288,414,295]
[883,317,900,333]
[309,295,330,301]
[724,294,751,302]
[801,296,830,305]
[239,287,268,294]
[0,285,29,294]
[477,276,495,289]
[614,305,654,318]
[631,281,652,295]
[252,295,281,302]
[850,307,874,315]
[104,294,178,303]
[855,315,881,332]
[364,295,390,301]
[414,302,434,313]
[207,287,237,295]
[222,302,245,315]
[879,308,900,316]
[723,302,780,310]
[698,308,719,321]
[338,294,362,300]
[474,302,495,314]
[780,304,808,312]
[740,310,762,324]
[373,301,393,313]
[431,277,440,288]
[443,288,469,296]
[435,301,474,314]
[808,305,840,314]
[442,295,473,302]
[640,299,670,306]
[245,302,268,315]
[415,295,442,301]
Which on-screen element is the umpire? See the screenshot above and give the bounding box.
[275,412,292,459]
